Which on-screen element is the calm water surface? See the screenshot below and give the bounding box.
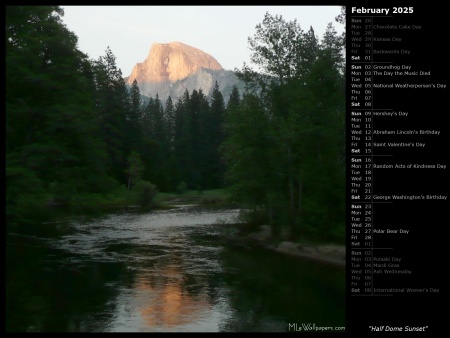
[6,204,345,332]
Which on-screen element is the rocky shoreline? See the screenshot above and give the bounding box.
[229,225,346,268]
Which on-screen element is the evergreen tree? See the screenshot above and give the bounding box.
[93,47,129,183]
[141,97,155,139]
[164,96,176,151]
[162,96,177,190]
[6,6,110,213]
[125,79,143,155]
[206,81,226,188]
[139,98,158,185]
[226,85,241,111]
[174,91,192,186]
[222,94,276,208]
[152,93,171,190]
[187,89,205,188]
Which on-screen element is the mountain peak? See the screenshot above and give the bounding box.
[127,41,223,85]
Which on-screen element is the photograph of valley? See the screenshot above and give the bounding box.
[6,6,346,332]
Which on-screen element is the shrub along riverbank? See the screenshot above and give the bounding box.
[6,188,231,227]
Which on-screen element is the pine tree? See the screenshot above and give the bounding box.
[6,6,110,212]
[162,96,177,190]
[206,81,226,188]
[222,94,275,207]
[124,79,142,156]
[164,96,176,151]
[226,85,241,111]
[93,47,129,183]
[174,91,192,187]
[187,89,205,188]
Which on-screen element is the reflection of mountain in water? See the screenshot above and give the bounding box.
[135,261,212,329]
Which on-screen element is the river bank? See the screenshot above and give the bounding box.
[160,197,346,268]
[157,196,346,267]
[227,225,346,268]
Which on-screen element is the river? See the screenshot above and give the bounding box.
[6,204,345,332]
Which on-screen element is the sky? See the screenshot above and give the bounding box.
[61,6,345,77]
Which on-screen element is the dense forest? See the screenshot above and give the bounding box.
[6,6,345,242]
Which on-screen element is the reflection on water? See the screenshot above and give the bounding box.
[131,265,213,331]
[6,206,345,332]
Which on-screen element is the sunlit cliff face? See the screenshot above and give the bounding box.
[126,42,223,85]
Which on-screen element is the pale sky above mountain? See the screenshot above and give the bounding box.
[61,6,345,77]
